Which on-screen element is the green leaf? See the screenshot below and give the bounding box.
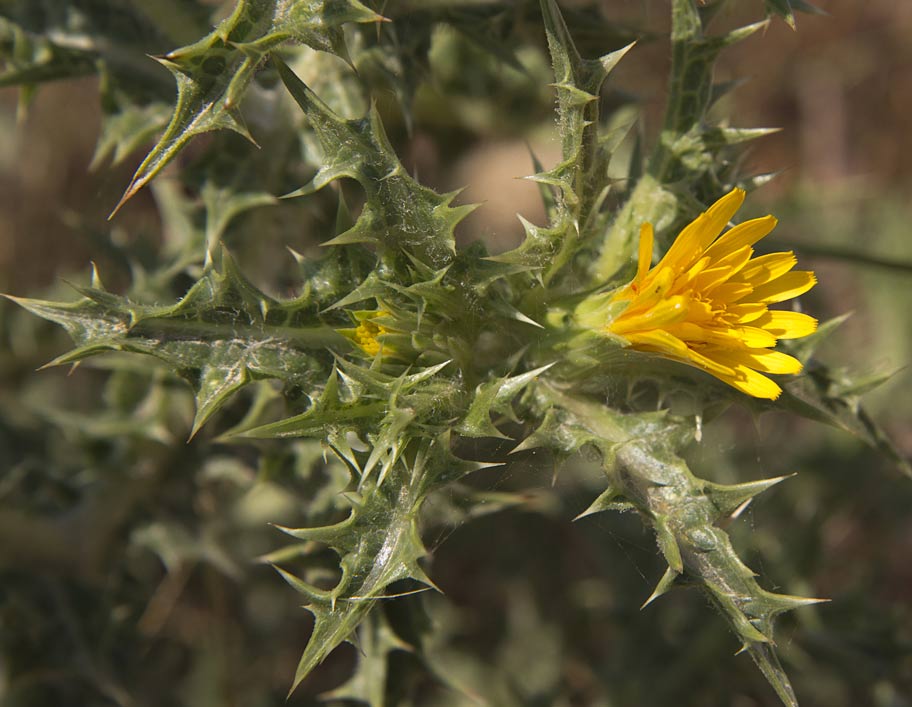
[7,250,347,436]
[273,435,481,694]
[457,364,555,439]
[244,358,460,487]
[535,386,821,707]
[275,56,476,268]
[499,0,633,285]
[113,0,385,214]
[779,365,911,478]
[319,611,411,705]
[764,0,827,29]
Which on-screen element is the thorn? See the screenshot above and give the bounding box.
[90,262,105,290]
[186,420,203,443]
[36,358,61,372]
[509,436,540,455]
[271,565,331,602]
[285,245,307,265]
[599,41,636,75]
[728,499,752,522]
[109,187,135,220]
[355,583,435,611]
[470,460,508,472]
[512,307,545,329]
[573,485,623,520]
[764,591,830,616]
[708,474,794,518]
[641,566,680,609]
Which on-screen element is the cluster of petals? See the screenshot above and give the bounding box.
[351,311,391,356]
[608,188,817,399]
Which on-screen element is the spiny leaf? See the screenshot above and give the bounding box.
[113,0,385,215]
[361,406,416,487]
[29,389,174,445]
[705,475,794,518]
[660,3,766,140]
[641,566,681,609]
[240,366,383,440]
[500,0,633,284]
[486,217,568,271]
[764,0,827,29]
[779,366,911,478]
[319,611,411,705]
[702,125,782,150]
[773,318,908,474]
[573,484,633,520]
[244,358,462,492]
[275,436,480,694]
[0,0,179,86]
[276,56,475,268]
[88,53,175,169]
[7,250,349,435]
[654,514,684,573]
[457,364,555,439]
[0,0,184,142]
[533,386,819,707]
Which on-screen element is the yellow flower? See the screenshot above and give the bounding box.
[346,310,391,356]
[608,188,817,399]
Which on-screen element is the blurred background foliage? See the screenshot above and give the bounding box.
[0,1,910,706]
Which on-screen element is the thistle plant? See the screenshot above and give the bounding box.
[2,1,908,705]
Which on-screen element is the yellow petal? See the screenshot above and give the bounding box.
[684,255,712,279]
[708,346,803,375]
[636,222,654,285]
[711,282,753,303]
[686,299,715,322]
[752,310,818,339]
[611,295,690,335]
[623,329,692,358]
[673,255,712,292]
[621,266,676,312]
[664,322,707,342]
[733,326,777,348]
[723,365,783,400]
[747,271,817,304]
[726,302,768,323]
[606,189,815,401]
[703,214,778,261]
[739,251,797,286]
[678,345,739,379]
[665,322,757,349]
[625,331,784,397]
[692,245,753,292]
[657,188,746,273]
[750,350,803,375]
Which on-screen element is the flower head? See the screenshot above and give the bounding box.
[608,188,817,399]
[340,310,393,356]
